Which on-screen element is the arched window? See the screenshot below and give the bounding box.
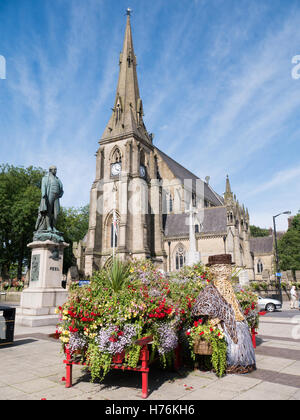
[174,244,186,270]
[169,194,173,213]
[105,211,120,250]
[111,220,118,248]
[257,260,263,274]
[112,148,121,163]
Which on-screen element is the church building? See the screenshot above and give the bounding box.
[75,13,255,283]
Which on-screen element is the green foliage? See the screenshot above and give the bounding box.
[0,164,46,279]
[125,344,141,368]
[86,342,112,382]
[106,258,131,292]
[277,213,300,273]
[250,225,270,237]
[186,321,227,377]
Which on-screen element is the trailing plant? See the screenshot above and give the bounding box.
[125,344,141,368]
[185,319,227,377]
[86,342,112,382]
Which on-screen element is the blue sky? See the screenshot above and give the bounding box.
[0,0,299,231]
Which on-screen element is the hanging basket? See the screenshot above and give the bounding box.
[193,338,213,355]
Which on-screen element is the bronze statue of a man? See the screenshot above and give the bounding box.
[35,166,64,232]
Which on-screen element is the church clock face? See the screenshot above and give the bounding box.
[111,162,121,176]
[139,165,146,178]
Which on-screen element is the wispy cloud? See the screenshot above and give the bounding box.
[1,0,299,230]
[247,165,300,197]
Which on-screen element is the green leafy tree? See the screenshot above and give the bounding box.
[0,164,46,280]
[56,205,89,273]
[277,213,300,273]
[250,225,270,237]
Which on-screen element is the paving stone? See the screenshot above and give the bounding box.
[234,381,299,400]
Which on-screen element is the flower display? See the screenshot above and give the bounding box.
[234,286,259,329]
[57,259,258,382]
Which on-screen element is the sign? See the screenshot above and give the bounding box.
[276,273,282,277]
[79,280,90,287]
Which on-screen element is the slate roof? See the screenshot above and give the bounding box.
[164,206,227,237]
[250,236,274,254]
[155,148,224,207]
[250,232,285,254]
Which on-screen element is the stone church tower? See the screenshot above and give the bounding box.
[84,13,165,274]
[78,13,255,283]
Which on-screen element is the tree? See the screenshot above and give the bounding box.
[250,225,270,237]
[0,165,46,280]
[277,213,300,273]
[56,205,89,274]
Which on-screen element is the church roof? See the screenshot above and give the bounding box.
[250,236,273,254]
[250,233,285,254]
[156,148,224,207]
[164,206,227,237]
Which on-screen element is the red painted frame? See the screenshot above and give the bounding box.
[63,336,180,399]
[251,311,267,349]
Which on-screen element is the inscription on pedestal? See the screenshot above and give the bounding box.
[31,254,40,282]
[50,267,60,272]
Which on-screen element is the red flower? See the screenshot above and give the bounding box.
[199,331,204,336]
[194,321,198,327]
[117,331,124,336]
[186,331,191,336]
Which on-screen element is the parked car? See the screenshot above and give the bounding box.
[257,296,282,312]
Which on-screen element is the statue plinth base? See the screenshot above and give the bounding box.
[16,240,69,327]
[187,251,201,266]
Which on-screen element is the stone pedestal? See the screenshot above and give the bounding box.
[187,251,201,266]
[16,240,69,327]
[239,269,250,287]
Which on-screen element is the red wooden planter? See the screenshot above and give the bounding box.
[63,335,161,399]
[252,311,267,349]
[112,351,125,364]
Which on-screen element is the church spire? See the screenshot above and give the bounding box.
[224,174,234,204]
[101,11,151,143]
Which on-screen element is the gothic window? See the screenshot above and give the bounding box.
[227,211,233,223]
[112,148,121,163]
[105,211,120,250]
[174,244,186,270]
[111,221,118,248]
[169,194,173,213]
[140,149,145,166]
[195,224,199,233]
[257,260,263,274]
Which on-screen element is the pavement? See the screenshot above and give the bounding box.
[0,301,300,400]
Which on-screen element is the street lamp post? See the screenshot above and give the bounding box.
[273,211,291,303]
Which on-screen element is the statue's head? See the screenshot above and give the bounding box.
[49,165,57,176]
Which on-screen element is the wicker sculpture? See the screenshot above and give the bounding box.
[192,254,256,373]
